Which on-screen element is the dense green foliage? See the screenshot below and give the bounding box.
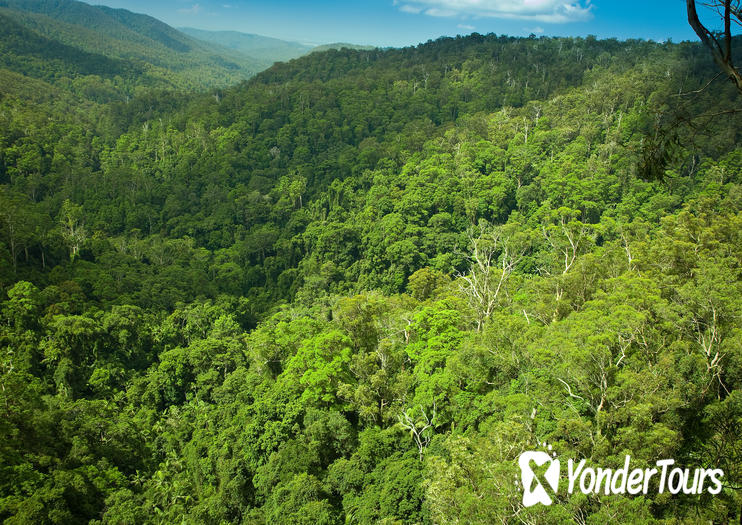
[1,24,742,523]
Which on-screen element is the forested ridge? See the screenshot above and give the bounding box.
[1,26,742,523]
[0,0,281,94]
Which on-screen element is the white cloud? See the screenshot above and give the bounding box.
[397,0,593,23]
[526,25,544,33]
[177,3,201,14]
[399,4,424,13]
[425,7,459,16]
[458,23,476,30]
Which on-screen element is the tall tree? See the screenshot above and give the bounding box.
[687,0,742,94]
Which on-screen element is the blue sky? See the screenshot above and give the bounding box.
[88,0,716,47]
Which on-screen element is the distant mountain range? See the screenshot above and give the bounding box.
[178,27,313,64]
[179,28,378,61]
[0,0,376,93]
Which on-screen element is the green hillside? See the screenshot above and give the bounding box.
[0,0,266,90]
[0,10,136,80]
[1,26,741,524]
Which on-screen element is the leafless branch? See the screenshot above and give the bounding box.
[687,0,742,94]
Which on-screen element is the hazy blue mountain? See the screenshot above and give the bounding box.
[179,27,313,64]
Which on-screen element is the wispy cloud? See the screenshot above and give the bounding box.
[177,3,201,14]
[396,0,593,23]
[399,4,423,13]
[457,23,476,30]
[425,7,458,16]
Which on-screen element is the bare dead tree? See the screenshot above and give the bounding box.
[690,302,730,398]
[457,223,529,331]
[398,403,436,461]
[540,213,593,276]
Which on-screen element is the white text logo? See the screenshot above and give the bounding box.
[517,446,724,507]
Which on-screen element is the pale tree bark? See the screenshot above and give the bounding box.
[457,223,529,331]
[59,200,87,260]
[540,216,591,275]
[398,403,436,461]
[692,303,730,398]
